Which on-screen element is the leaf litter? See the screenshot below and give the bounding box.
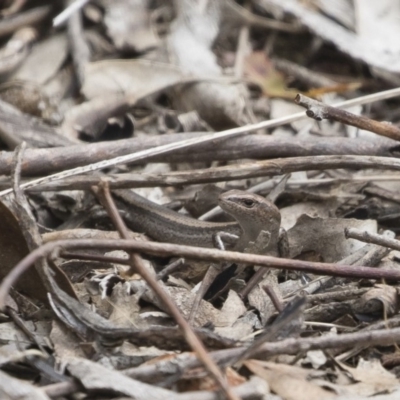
[0,1,400,399]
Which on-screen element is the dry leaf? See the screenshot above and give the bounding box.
[245,359,336,400]
[336,358,398,396]
[244,51,298,99]
[287,215,377,262]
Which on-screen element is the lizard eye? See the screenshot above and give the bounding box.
[242,199,256,208]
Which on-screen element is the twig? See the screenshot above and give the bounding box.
[122,320,400,383]
[2,87,400,196]
[189,265,221,324]
[156,258,185,280]
[0,134,395,179]
[67,0,90,87]
[262,285,284,312]
[43,381,81,398]
[0,6,50,37]
[53,0,90,27]
[6,307,46,352]
[43,375,267,399]
[25,155,400,193]
[226,1,302,33]
[3,238,400,309]
[10,142,59,299]
[305,287,369,305]
[295,93,400,141]
[345,228,400,251]
[60,251,132,266]
[258,325,400,358]
[240,268,268,299]
[4,174,400,194]
[273,58,336,88]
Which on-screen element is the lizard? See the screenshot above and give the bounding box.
[112,189,282,254]
[112,189,283,301]
[204,190,283,303]
[112,189,242,248]
[218,190,281,254]
[112,188,284,322]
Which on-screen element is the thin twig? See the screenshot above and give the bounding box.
[2,238,400,309]
[156,258,185,280]
[0,133,394,179]
[296,93,400,141]
[67,0,90,87]
[25,155,400,193]
[2,87,400,196]
[262,285,284,312]
[123,321,400,382]
[53,0,90,27]
[345,228,400,251]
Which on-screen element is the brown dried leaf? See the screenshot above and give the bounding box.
[50,320,85,359]
[82,59,192,100]
[287,215,377,262]
[0,320,50,348]
[13,34,68,85]
[353,284,398,317]
[62,94,130,139]
[244,51,298,99]
[0,27,36,79]
[280,200,338,230]
[248,272,281,325]
[336,358,398,397]
[244,359,336,400]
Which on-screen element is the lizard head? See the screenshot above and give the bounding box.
[218,190,281,243]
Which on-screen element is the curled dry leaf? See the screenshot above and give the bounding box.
[244,51,298,99]
[13,34,69,85]
[0,320,50,348]
[248,272,281,325]
[50,320,86,359]
[287,215,377,262]
[336,358,398,397]
[244,359,336,400]
[82,59,194,101]
[0,27,36,79]
[353,284,398,317]
[62,94,130,139]
[280,200,338,231]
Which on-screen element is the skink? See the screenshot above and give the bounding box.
[112,189,281,253]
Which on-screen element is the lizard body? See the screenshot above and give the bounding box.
[113,189,281,252]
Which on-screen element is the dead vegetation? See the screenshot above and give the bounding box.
[1,1,400,399]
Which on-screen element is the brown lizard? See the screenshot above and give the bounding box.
[112,189,281,253]
[112,189,283,305]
